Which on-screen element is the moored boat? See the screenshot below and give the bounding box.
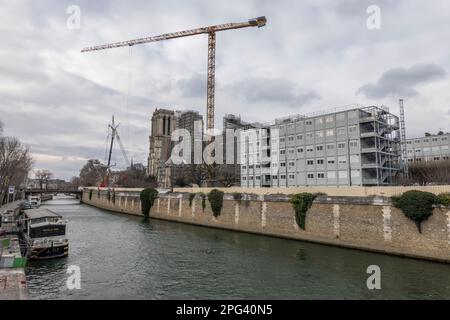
[21,209,68,260]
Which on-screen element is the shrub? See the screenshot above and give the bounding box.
[392,190,437,233]
[188,193,196,207]
[437,193,450,206]
[89,189,93,200]
[290,193,316,230]
[208,189,224,218]
[140,188,158,217]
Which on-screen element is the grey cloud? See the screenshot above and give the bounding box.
[356,64,446,99]
[226,77,320,107]
[177,73,206,98]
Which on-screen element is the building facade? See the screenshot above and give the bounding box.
[405,133,450,163]
[240,106,400,187]
[147,109,176,186]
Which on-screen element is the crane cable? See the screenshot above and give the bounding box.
[125,46,133,166]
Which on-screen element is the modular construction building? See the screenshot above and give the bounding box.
[240,105,401,187]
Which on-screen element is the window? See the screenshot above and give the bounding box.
[423,139,429,143]
[434,157,440,161]
[444,156,449,160]
[326,129,334,137]
[307,159,314,165]
[349,140,358,148]
[288,161,295,167]
[317,159,324,165]
[306,120,313,125]
[338,171,348,179]
[242,166,247,169]
[249,176,253,180]
[297,148,304,153]
[280,149,286,155]
[316,131,324,138]
[350,155,359,163]
[256,176,261,180]
[337,127,346,135]
[407,149,413,154]
[280,137,285,143]
[279,125,285,131]
[338,156,347,164]
[336,113,345,121]
[327,171,336,179]
[337,142,346,149]
[327,143,335,150]
[288,135,294,141]
[407,141,412,144]
[416,139,421,143]
[297,135,303,140]
[351,170,360,178]
[288,124,294,130]
[288,148,295,154]
[432,138,438,142]
[307,173,314,179]
[316,145,324,151]
[272,175,278,179]
[306,133,313,139]
[242,177,246,181]
[317,173,325,179]
[280,175,286,180]
[325,116,334,123]
[442,137,448,141]
[306,146,314,152]
[327,158,335,164]
[415,149,421,153]
[280,162,286,167]
[315,118,323,124]
[289,174,295,179]
[348,126,357,133]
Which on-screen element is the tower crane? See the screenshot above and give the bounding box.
[82,16,267,134]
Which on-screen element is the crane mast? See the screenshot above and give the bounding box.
[82,16,267,132]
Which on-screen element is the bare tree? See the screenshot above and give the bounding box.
[79,159,107,187]
[35,169,53,190]
[397,160,450,185]
[0,136,33,204]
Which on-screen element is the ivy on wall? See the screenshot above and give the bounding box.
[392,190,437,233]
[208,189,224,218]
[189,193,196,207]
[290,193,316,230]
[140,188,158,217]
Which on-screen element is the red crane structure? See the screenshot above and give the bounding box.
[82,16,267,134]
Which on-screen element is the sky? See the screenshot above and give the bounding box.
[0,0,449,180]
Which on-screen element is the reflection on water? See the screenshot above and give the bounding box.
[26,196,450,300]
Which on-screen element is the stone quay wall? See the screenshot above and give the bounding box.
[82,189,450,263]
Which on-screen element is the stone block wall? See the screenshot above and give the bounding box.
[82,189,450,263]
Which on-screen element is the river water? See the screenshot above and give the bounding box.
[25,196,450,300]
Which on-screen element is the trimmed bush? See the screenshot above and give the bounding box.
[290,193,316,230]
[208,189,224,218]
[437,193,450,206]
[89,189,93,200]
[392,190,437,233]
[140,188,158,217]
[188,193,196,207]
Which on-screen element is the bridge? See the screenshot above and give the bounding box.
[24,189,83,197]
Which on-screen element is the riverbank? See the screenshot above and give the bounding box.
[0,201,28,300]
[82,188,450,264]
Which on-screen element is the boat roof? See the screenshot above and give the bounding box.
[24,208,61,220]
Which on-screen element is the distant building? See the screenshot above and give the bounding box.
[405,133,450,163]
[240,105,401,187]
[147,109,176,186]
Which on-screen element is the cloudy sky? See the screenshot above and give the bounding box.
[1,0,449,180]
